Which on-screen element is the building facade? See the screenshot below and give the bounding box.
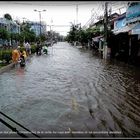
[29,21,46,36]
[0,18,20,46]
[110,2,140,65]
[89,13,120,58]
[126,2,140,65]
[0,18,20,34]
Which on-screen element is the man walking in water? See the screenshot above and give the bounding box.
[36,41,42,55]
[12,47,20,64]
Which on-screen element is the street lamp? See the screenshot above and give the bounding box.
[22,17,28,43]
[34,9,46,37]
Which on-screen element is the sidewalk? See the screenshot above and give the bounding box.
[0,63,15,74]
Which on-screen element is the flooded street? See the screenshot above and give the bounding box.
[0,42,140,138]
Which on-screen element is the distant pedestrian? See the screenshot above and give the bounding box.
[23,42,26,48]
[25,42,31,56]
[36,41,42,55]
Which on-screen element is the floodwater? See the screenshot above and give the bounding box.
[0,42,140,138]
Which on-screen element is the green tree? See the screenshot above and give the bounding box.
[11,33,20,41]
[0,28,10,40]
[78,29,88,45]
[66,25,103,46]
[20,22,36,43]
[40,34,46,42]
[66,24,79,43]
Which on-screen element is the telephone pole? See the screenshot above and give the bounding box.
[103,2,110,59]
[76,4,78,25]
[34,9,46,36]
[104,2,108,44]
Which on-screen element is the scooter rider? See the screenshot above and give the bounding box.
[20,50,26,67]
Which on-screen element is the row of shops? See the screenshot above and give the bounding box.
[91,2,140,66]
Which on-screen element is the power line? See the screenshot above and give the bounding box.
[83,2,104,29]
[76,4,78,25]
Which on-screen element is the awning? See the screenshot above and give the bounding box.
[113,23,140,35]
[130,24,140,35]
[113,24,136,35]
[126,16,140,25]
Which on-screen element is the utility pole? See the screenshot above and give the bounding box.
[34,9,46,38]
[50,19,53,46]
[104,2,108,44]
[39,11,41,36]
[76,4,78,25]
[91,8,94,25]
[103,2,109,59]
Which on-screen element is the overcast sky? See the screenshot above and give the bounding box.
[0,1,128,36]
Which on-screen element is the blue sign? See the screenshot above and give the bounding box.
[114,18,126,30]
[126,3,140,20]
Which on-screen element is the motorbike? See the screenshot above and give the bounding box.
[42,46,48,54]
[19,56,26,67]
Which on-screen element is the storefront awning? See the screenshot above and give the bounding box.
[112,24,136,35]
[126,17,140,25]
[130,24,140,35]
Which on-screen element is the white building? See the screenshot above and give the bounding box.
[29,21,46,36]
[0,18,20,34]
[0,18,20,46]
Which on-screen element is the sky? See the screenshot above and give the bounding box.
[0,1,128,36]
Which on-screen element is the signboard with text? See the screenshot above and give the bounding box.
[114,17,126,30]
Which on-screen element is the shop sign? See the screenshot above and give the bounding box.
[114,18,126,30]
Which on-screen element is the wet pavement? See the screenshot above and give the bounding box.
[0,42,140,138]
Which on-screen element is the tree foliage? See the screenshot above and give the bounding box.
[20,22,36,43]
[66,25,103,46]
[11,33,20,41]
[0,28,10,40]
[40,34,46,42]
[66,24,78,43]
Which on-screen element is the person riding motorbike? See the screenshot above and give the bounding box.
[19,50,26,67]
[42,45,48,54]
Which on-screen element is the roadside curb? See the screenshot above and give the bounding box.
[0,63,15,74]
[0,54,35,74]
